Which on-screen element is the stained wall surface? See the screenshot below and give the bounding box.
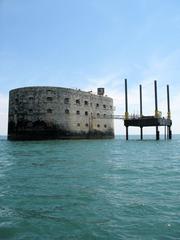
[8,87,114,140]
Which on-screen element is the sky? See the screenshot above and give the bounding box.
[1,0,180,136]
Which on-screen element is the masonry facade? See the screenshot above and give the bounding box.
[8,87,114,140]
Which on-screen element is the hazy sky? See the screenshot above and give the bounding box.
[1,0,180,136]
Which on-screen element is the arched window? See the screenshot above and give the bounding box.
[47,89,53,94]
[64,98,69,104]
[47,97,53,101]
[76,99,80,105]
[47,109,52,113]
[65,109,69,114]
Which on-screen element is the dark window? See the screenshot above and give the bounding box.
[96,103,99,108]
[104,124,107,128]
[76,99,80,104]
[110,105,112,109]
[65,109,69,114]
[64,98,69,104]
[47,109,52,113]
[77,123,80,127]
[47,89,53,94]
[85,111,88,116]
[103,104,106,109]
[29,109,33,113]
[84,100,88,105]
[97,124,100,128]
[76,110,80,115]
[27,122,33,127]
[85,123,89,127]
[97,113,100,118]
[47,97,53,101]
[29,97,33,100]
[104,114,106,118]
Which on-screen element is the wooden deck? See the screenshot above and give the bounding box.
[124,116,172,127]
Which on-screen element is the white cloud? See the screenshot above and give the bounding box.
[85,74,129,135]
[85,49,179,136]
[139,51,180,135]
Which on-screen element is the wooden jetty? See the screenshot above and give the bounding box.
[124,79,172,140]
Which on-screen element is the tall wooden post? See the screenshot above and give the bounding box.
[139,84,143,140]
[154,80,158,116]
[154,80,160,140]
[125,79,129,140]
[167,85,172,139]
[164,125,167,140]
[126,127,128,141]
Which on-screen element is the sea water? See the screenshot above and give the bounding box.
[0,135,180,240]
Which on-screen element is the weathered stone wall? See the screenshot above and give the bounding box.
[8,87,114,140]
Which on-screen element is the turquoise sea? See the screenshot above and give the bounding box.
[0,135,180,240]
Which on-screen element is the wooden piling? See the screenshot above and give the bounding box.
[154,80,160,140]
[140,127,143,140]
[156,126,160,140]
[154,80,158,117]
[167,85,170,118]
[164,125,167,140]
[125,79,129,140]
[167,85,172,139]
[139,85,143,140]
[124,79,172,141]
[126,127,129,140]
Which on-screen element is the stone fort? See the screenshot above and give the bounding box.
[8,86,114,140]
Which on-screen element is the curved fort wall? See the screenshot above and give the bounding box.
[8,87,114,140]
